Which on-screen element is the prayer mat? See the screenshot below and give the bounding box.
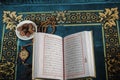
[0,0,120,80]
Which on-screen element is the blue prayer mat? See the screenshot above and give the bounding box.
[0,0,120,80]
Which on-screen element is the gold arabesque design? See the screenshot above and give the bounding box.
[24,10,100,25]
[19,47,29,64]
[3,11,23,30]
[56,11,66,23]
[99,7,119,29]
[0,62,14,79]
[0,31,17,79]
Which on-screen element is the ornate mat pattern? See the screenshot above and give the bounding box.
[0,7,119,80]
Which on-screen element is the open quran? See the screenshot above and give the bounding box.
[32,31,96,80]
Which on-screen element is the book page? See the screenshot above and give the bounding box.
[64,32,90,79]
[85,31,96,77]
[33,33,63,80]
[33,33,44,79]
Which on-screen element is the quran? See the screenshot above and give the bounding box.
[32,31,96,80]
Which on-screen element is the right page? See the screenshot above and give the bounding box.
[84,31,96,78]
[64,31,95,80]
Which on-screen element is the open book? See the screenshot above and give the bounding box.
[32,31,96,80]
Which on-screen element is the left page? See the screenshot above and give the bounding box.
[32,33,63,80]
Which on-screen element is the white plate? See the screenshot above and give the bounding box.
[15,20,37,40]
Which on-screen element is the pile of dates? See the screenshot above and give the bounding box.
[17,23,36,37]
